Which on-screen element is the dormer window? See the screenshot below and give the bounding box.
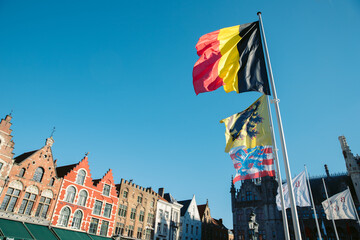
[103,184,110,196]
[19,168,26,177]
[33,167,44,182]
[76,170,86,185]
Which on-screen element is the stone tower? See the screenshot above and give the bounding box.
[339,136,360,201]
[0,115,15,194]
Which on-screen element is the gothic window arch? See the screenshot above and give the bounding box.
[77,190,88,206]
[58,207,71,227]
[76,170,86,185]
[33,167,44,182]
[65,186,76,203]
[72,210,83,229]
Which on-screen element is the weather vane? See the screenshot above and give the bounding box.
[50,127,56,138]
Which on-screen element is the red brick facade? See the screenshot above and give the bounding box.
[52,156,118,237]
[0,136,62,224]
[0,115,15,195]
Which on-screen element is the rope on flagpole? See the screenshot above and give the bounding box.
[266,96,290,240]
[322,178,339,240]
[304,165,322,240]
[257,12,302,240]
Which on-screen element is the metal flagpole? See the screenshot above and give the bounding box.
[347,186,360,226]
[257,12,302,240]
[322,178,339,240]
[304,165,322,240]
[266,96,290,240]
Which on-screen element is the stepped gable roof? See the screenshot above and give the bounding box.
[56,163,77,178]
[197,204,207,219]
[178,199,191,216]
[14,150,38,163]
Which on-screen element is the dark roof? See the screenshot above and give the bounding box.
[56,164,77,178]
[93,179,101,186]
[14,150,38,163]
[178,199,191,216]
[309,174,354,204]
[197,204,206,219]
[164,193,177,203]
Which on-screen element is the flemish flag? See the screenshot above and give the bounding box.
[193,21,270,95]
[221,95,275,182]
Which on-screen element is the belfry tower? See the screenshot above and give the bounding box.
[339,136,360,201]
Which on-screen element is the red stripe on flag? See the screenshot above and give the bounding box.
[262,147,273,154]
[233,170,275,183]
[262,159,274,165]
[193,30,224,95]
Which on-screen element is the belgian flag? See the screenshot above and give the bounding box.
[193,21,270,95]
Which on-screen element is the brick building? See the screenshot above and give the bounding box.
[0,115,15,195]
[0,136,62,225]
[52,155,118,237]
[197,200,228,240]
[114,179,158,240]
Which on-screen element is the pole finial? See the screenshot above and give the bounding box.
[257,11,262,16]
[50,127,56,138]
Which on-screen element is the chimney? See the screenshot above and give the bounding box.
[219,218,223,225]
[324,164,330,178]
[158,188,164,197]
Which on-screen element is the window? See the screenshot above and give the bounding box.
[58,207,71,227]
[18,192,37,215]
[115,222,124,235]
[165,211,169,219]
[103,184,111,196]
[72,210,83,229]
[128,225,134,237]
[123,189,128,198]
[137,227,143,239]
[33,167,44,182]
[159,209,163,219]
[49,178,55,186]
[19,168,25,177]
[186,224,189,233]
[0,188,21,212]
[89,218,99,234]
[118,204,127,217]
[196,226,198,235]
[130,208,136,219]
[246,191,252,201]
[100,220,109,236]
[103,203,112,218]
[157,223,161,233]
[139,210,145,222]
[163,224,168,234]
[93,200,103,215]
[77,190,88,206]
[0,162,3,171]
[35,197,51,218]
[147,213,154,225]
[145,229,152,240]
[150,198,155,207]
[65,186,76,203]
[76,170,86,185]
[191,225,193,234]
[137,194,143,203]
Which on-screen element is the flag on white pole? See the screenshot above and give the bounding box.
[276,171,311,210]
[321,189,356,220]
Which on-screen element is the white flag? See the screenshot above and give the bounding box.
[321,189,356,220]
[276,171,311,210]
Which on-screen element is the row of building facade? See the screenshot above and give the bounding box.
[0,114,230,240]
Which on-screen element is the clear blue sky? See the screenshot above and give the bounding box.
[1,0,359,229]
